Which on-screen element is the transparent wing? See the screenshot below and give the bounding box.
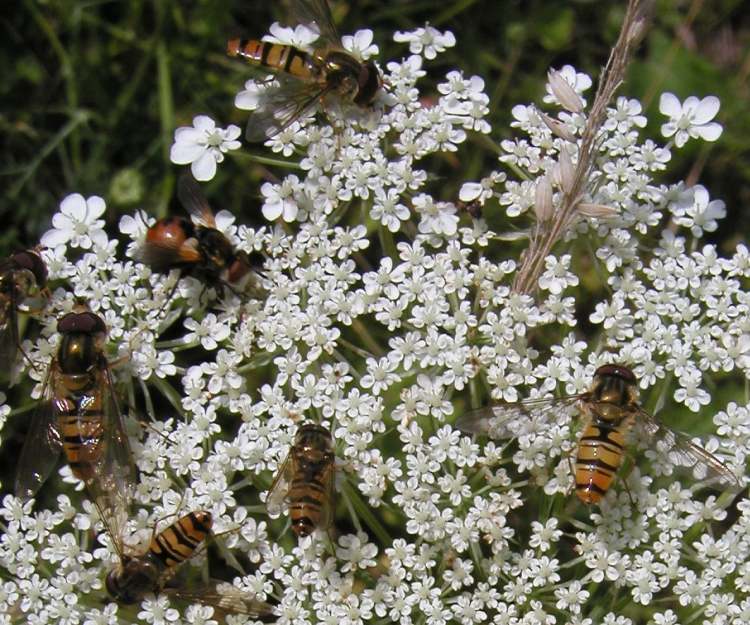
[166,582,275,620]
[82,366,135,558]
[636,407,742,489]
[266,450,296,517]
[456,394,584,439]
[317,458,336,530]
[177,174,216,228]
[288,0,341,46]
[245,80,333,141]
[0,298,18,366]
[15,371,63,501]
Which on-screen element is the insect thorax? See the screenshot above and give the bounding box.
[106,556,161,604]
[322,51,368,100]
[58,333,106,378]
[195,228,235,274]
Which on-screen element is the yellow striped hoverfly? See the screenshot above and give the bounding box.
[15,306,136,502]
[457,364,741,504]
[100,506,274,619]
[267,422,336,537]
[227,0,382,141]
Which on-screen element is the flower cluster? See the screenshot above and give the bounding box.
[1,12,748,625]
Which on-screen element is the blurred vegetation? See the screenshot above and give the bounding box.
[2,0,749,257]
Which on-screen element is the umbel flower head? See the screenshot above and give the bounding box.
[2,9,749,625]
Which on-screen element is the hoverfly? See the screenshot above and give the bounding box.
[457,364,741,504]
[139,175,254,291]
[0,248,47,365]
[15,306,136,502]
[267,423,336,537]
[227,0,382,141]
[99,505,274,618]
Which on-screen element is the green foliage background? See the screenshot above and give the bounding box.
[2,0,749,258]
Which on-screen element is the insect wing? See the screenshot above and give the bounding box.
[87,464,131,561]
[246,80,333,141]
[266,449,296,517]
[165,581,275,619]
[317,458,336,530]
[0,299,18,366]
[288,0,341,46]
[636,408,741,489]
[15,376,63,501]
[138,238,202,272]
[456,395,582,439]
[86,366,135,529]
[177,174,217,229]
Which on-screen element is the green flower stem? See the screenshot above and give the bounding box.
[341,480,393,547]
[349,319,386,358]
[8,110,90,199]
[234,152,304,170]
[342,482,364,534]
[148,376,185,418]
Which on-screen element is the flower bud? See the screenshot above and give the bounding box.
[558,149,575,194]
[576,202,619,218]
[547,70,584,113]
[540,112,578,143]
[534,175,554,222]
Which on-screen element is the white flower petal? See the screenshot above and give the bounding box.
[171,142,206,165]
[192,115,216,132]
[659,92,681,117]
[693,95,720,123]
[692,122,722,142]
[459,182,482,202]
[59,193,88,220]
[174,127,206,144]
[86,195,107,220]
[262,201,282,221]
[40,228,70,248]
[191,152,217,181]
[89,228,109,249]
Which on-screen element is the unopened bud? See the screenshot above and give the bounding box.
[540,112,577,143]
[558,149,575,194]
[577,202,619,218]
[547,70,584,113]
[534,175,554,222]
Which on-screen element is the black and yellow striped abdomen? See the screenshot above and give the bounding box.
[56,388,105,484]
[148,511,213,570]
[288,470,328,537]
[575,420,629,504]
[227,39,318,81]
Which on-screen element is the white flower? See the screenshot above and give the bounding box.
[137,595,180,624]
[342,29,379,60]
[538,254,579,294]
[40,194,109,250]
[264,22,320,49]
[336,531,378,572]
[234,79,270,112]
[659,93,722,148]
[413,193,459,236]
[671,185,726,237]
[261,177,300,222]
[184,314,230,350]
[394,26,456,60]
[170,115,241,181]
